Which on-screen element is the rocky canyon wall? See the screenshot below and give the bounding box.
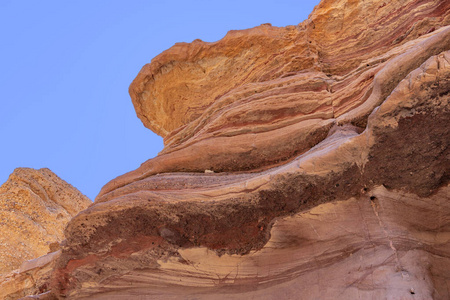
[1,0,449,299]
[0,168,91,299]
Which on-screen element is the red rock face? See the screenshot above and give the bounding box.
[3,0,449,299]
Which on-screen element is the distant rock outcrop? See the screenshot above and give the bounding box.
[0,168,91,274]
[2,0,449,299]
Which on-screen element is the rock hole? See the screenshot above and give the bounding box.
[370,196,376,201]
[335,183,340,187]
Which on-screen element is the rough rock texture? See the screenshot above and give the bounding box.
[58,186,450,299]
[0,168,91,275]
[3,0,450,299]
[130,0,449,138]
[0,251,60,300]
[100,0,450,195]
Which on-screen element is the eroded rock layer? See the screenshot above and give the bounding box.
[51,48,449,298]
[130,0,449,139]
[4,0,450,299]
[98,0,449,197]
[59,185,450,299]
[0,168,91,275]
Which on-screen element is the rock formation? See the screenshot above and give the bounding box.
[0,168,91,275]
[2,0,449,298]
[0,251,61,300]
[0,168,91,299]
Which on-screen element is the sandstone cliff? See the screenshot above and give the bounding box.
[2,0,449,299]
[0,168,91,274]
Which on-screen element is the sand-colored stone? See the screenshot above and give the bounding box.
[0,251,60,300]
[2,0,449,298]
[0,168,91,275]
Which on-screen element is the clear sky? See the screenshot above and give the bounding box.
[0,0,320,200]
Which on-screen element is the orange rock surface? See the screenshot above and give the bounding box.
[98,0,449,197]
[2,0,449,299]
[56,50,450,299]
[130,0,449,138]
[0,168,91,275]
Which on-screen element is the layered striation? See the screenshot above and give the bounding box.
[54,49,450,299]
[0,168,91,275]
[130,0,449,138]
[3,0,450,299]
[99,0,449,197]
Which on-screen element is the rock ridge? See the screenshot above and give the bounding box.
[0,168,91,275]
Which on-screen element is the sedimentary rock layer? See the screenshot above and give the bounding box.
[0,251,60,300]
[130,0,449,138]
[58,185,450,299]
[55,48,449,298]
[0,168,91,275]
[3,0,449,298]
[97,0,449,198]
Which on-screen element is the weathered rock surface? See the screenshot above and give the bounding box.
[3,0,450,299]
[0,251,61,300]
[0,168,91,275]
[100,0,449,196]
[130,0,449,139]
[58,186,450,299]
[53,48,450,299]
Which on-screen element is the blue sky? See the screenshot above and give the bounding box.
[0,0,319,200]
